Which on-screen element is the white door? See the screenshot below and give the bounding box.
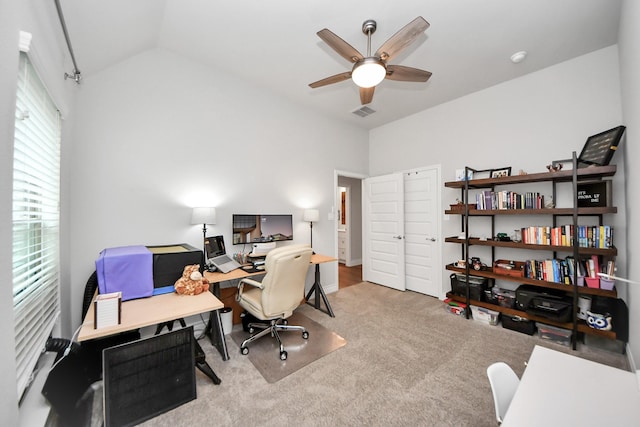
[363,173,405,291]
[404,168,441,297]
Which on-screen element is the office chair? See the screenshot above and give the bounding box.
[236,244,312,360]
[486,362,520,424]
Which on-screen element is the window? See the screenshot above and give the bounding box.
[13,51,61,398]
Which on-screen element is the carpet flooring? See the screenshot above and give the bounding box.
[141,282,628,427]
[230,312,346,383]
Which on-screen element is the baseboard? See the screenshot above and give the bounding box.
[627,343,636,372]
[345,259,362,267]
[324,282,339,294]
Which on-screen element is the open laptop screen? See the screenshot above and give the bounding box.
[204,235,226,259]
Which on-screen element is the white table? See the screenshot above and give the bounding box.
[502,345,640,426]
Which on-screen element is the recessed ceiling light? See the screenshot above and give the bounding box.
[510,51,527,64]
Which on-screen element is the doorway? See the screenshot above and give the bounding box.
[335,171,365,288]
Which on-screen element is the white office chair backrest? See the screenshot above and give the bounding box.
[486,362,520,424]
[260,244,312,317]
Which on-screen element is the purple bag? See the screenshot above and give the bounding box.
[95,245,154,301]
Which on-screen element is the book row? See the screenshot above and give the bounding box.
[475,190,545,210]
[520,225,613,249]
[522,255,614,284]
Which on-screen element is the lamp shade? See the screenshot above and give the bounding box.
[303,209,320,223]
[191,207,216,225]
[351,58,386,88]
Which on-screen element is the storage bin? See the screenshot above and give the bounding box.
[450,273,488,301]
[493,259,525,278]
[585,277,600,288]
[600,278,615,290]
[502,315,536,335]
[444,298,467,317]
[492,287,517,308]
[536,322,572,346]
[483,288,499,305]
[470,305,500,326]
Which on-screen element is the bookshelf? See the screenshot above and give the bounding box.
[445,155,624,349]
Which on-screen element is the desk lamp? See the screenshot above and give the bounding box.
[303,209,320,254]
[191,207,216,257]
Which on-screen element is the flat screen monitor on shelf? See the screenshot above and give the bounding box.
[232,214,293,245]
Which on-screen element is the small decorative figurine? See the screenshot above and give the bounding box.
[546,163,563,173]
[586,311,612,331]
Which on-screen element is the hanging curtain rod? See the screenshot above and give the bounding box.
[54,0,81,83]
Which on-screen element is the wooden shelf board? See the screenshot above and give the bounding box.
[445,293,617,340]
[445,264,617,297]
[444,165,616,189]
[445,207,617,216]
[444,237,618,256]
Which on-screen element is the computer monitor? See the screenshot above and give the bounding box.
[232,214,293,244]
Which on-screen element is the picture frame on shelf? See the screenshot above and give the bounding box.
[490,167,511,178]
[455,168,473,181]
[578,125,626,167]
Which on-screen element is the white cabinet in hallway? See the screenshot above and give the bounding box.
[338,230,346,263]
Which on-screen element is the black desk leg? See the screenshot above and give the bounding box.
[194,340,221,385]
[304,264,335,317]
[206,309,230,361]
[155,319,221,385]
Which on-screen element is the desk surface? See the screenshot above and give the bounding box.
[205,253,337,284]
[78,291,223,342]
[502,345,640,426]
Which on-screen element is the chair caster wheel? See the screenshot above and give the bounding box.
[280,351,287,360]
[249,327,255,334]
[282,319,288,325]
[241,347,249,355]
[302,331,309,339]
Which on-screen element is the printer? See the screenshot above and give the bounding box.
[516,285,573,323]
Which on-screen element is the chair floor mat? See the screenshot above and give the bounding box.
[230,312,346,383]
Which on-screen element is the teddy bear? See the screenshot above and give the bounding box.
[174,264,210,295]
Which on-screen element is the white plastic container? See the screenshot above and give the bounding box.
[470,305,500,326]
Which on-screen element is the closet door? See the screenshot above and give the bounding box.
[404,167,441,297]
[363,173,406,291]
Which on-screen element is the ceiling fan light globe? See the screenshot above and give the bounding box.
[352,58,386,88]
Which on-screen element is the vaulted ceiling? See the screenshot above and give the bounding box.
[61,0,621,129]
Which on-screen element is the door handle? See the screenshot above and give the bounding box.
[425,237,436,242]
[393,235,404,240]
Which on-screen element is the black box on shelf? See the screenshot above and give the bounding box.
[450,273,488,301]
[502,315,536,335]
[577,180,612,207]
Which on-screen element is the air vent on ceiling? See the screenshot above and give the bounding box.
[351,106,376,118]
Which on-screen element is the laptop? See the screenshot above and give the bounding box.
[204,235,241,273]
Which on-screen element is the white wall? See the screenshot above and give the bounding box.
[370,45,631,354]
[618,0,640,367]
[68,48,369,329]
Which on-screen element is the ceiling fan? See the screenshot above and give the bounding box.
[309,16,432,105]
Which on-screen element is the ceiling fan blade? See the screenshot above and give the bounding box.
[360,86,375,105]
[309,72,352,88]
[317,29,364,63]
[386,65,432,82]
[375,16,430,63]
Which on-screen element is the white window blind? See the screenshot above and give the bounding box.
[13,51,61,398]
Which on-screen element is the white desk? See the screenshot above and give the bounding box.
[502,345,640,426]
